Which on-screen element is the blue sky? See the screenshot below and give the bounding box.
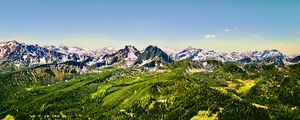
[0,0,299,53]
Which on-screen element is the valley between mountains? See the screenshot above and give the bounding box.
[1,40,300,119]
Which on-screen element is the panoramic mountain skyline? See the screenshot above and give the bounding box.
[1,0,300,54]
[1,40,298,68]
[2,1,300,119]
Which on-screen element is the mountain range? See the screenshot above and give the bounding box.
[1,40,300,119]
[0,40,299,70]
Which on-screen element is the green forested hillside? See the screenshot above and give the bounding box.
[1,61,300,119]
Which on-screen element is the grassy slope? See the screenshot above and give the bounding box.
[1,62,300,119]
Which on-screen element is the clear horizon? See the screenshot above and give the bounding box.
[1,0,300,54]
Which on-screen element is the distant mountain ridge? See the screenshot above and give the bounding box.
[0,40,299,70]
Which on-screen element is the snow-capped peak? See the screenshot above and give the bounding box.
[161,47,180,58]
[175,47,202,60]
[0,40,23,59]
